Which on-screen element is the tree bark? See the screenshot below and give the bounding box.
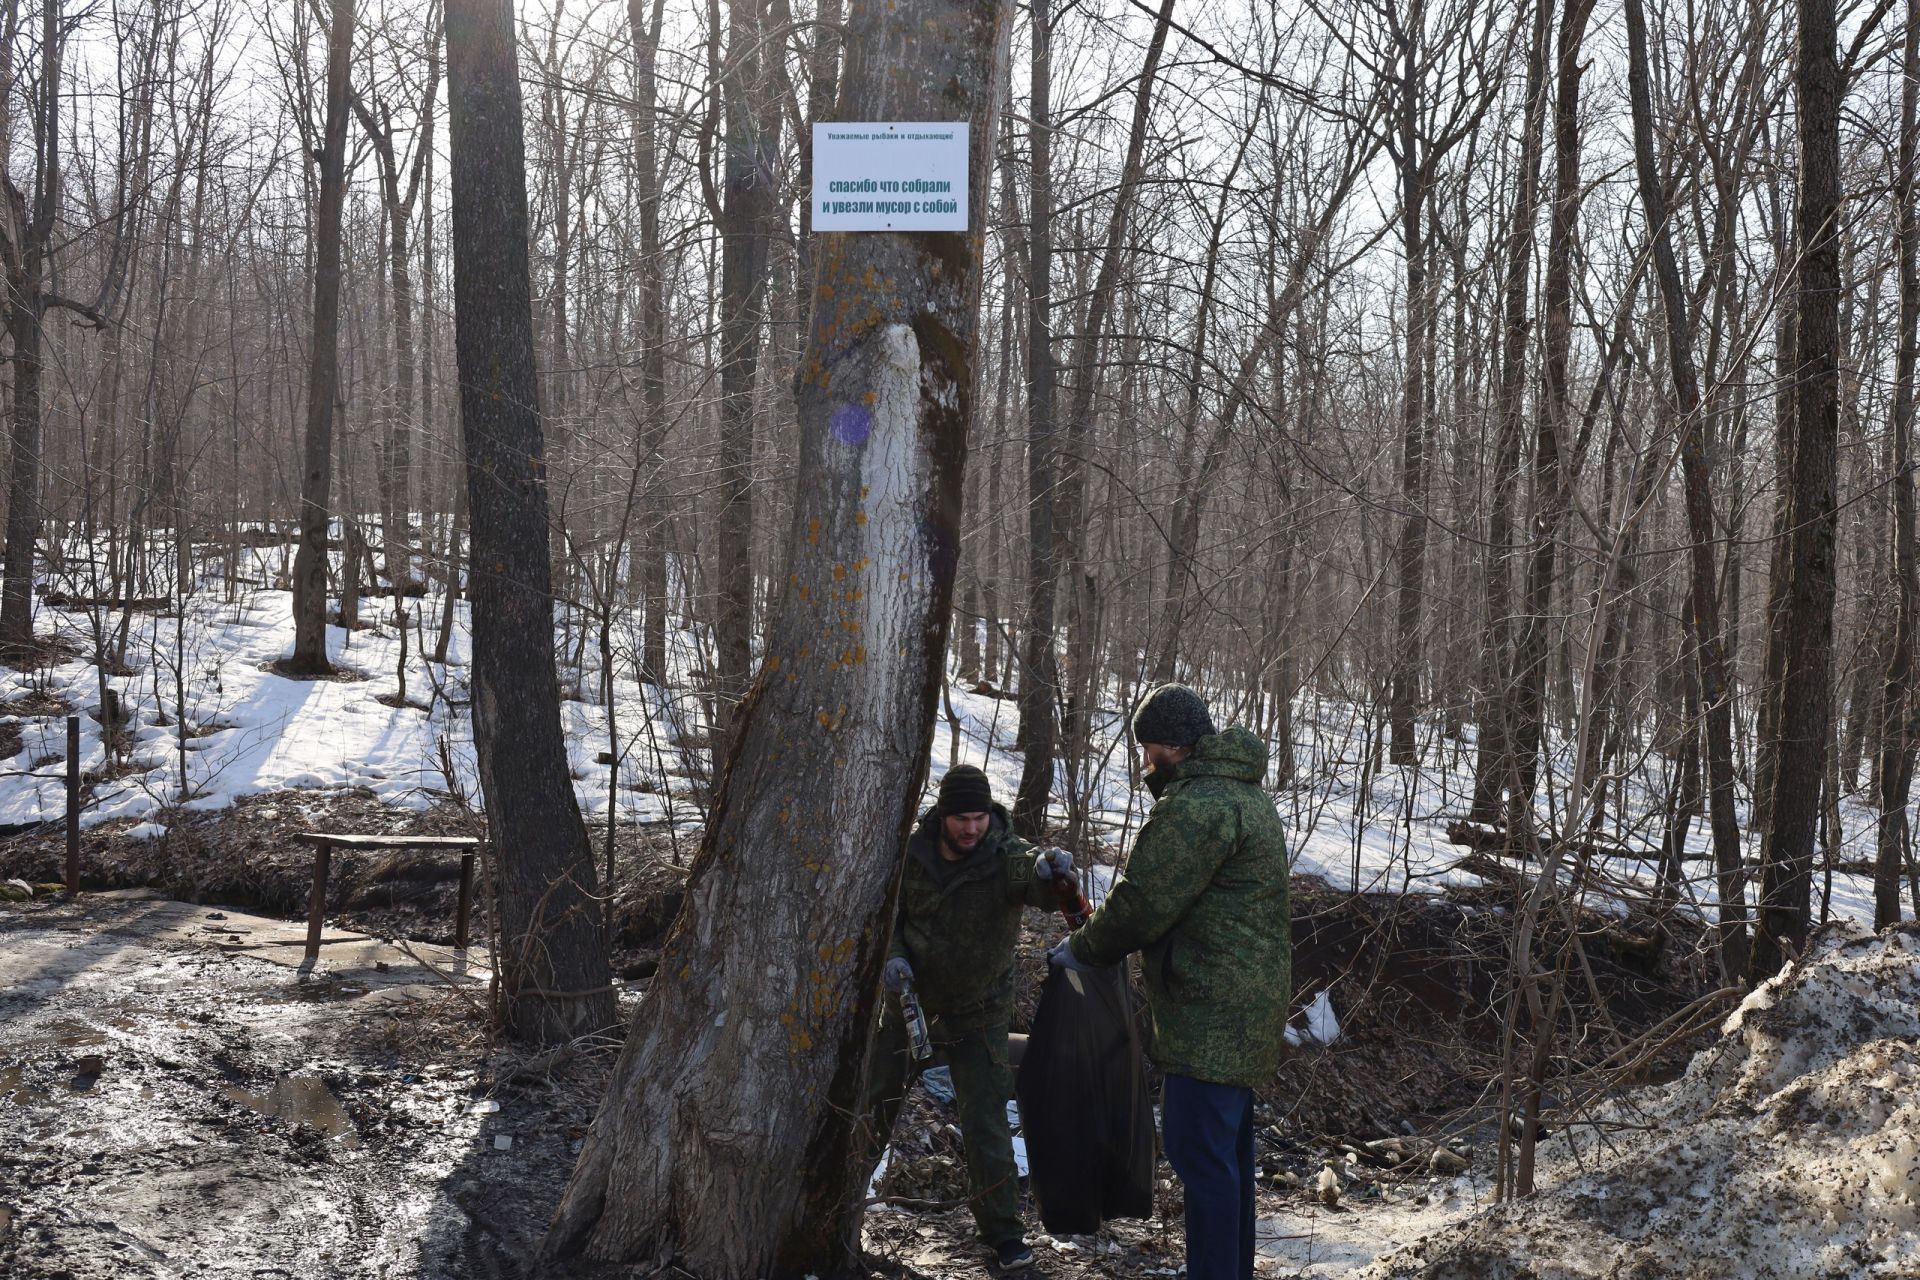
[1876,0,1920,929]
[1014,0,1059,838]
[1471,0,1550,819]
[713,0,786,760]
[1388,4,1432,767]
[1509,0,1595,817]
[1753,0,1841,979]
[1052,0,1173,828]
[1623,0,1748,980]
[543,1,1007,1270]
[0,0,63,649]
[630,0,671,685]
[288,0,354,675]
[446,0,616,1046]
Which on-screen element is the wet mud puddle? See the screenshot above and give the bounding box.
[0,893,585,1279]
[223,1075,362,1148]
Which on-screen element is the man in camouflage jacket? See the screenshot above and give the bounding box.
[1053,684,1290,1280]
[863,764,1071,1272]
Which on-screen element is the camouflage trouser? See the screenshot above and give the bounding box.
[863,1000,1024,1246]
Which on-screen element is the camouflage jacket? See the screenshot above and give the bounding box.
[888,803,1055,1030]
[1069,727,1291,1088]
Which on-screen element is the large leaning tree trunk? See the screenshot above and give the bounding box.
[542,0,1009,1271]
[287,0,354,675]
[446,0,616,1045]
[1752,0,1841,980]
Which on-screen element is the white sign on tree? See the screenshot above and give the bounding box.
[812,123,969,232]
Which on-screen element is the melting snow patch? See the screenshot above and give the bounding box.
[122,822,168,841]
[1363,924,1920,1278]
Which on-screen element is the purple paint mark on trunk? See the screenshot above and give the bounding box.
[831,403,872,446]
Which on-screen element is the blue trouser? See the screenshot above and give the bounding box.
[1161,1073,1255,1280]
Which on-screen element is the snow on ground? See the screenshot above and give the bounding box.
[1257,1174,1495,1277]
[1359,925,1920,1278]
[3,534,1898,933]
[8,546,713,832]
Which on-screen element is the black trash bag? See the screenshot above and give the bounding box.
[1015,962,1156,1235]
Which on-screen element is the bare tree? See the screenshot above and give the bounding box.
[712,0,787,761]
[1469,0,1550,822]
[1875,0,1920,928]
[0,0,108,648]
[446,0,616,1045]
[287,0,355,675]
[1753,0,1842,979]
[1623,0,1748,980]
[1013,0,1058,837]
[1353,0,1504,765]
[543,0,1010,1267]
[629,0,671,685]
[350,2,442,597]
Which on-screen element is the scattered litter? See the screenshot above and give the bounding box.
[492,1134,512,1151]
[1284,990,1341,1047]
[920,1065,954,1104]
[474,1100,500,1114]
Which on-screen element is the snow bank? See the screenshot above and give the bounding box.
[1363,925,1920,1278]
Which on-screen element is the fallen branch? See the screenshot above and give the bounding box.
[858,1194,966,1211]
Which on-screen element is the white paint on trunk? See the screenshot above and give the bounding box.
[849,324,931,744]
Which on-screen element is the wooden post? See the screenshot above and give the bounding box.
[455,850,475,949]
[102,688,120,762]
[305,840,333,960]
[65,715,79,893]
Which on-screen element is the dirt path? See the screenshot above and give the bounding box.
[1,892,1501,1278]
[0,891,598,1279]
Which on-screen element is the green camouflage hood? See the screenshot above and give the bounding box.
[1074,725,1291,1087]
[1147,726,1268,796]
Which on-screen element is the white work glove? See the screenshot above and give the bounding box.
[1033,847,1074,881]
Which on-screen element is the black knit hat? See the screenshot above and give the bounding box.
[1132,683,1216,748]
[936,764,994,816]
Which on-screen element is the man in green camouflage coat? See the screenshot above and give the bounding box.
[863,764,1072,1273]
[1052,684,1290,1280]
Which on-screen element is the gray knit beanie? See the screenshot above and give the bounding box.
[1131,684,1216,748]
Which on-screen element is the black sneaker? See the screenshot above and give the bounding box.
[992,1240,1034,1273]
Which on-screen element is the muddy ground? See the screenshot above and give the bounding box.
[1,889,1499,1280]
[0,794,1722,1278]
[0,788,692,971]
